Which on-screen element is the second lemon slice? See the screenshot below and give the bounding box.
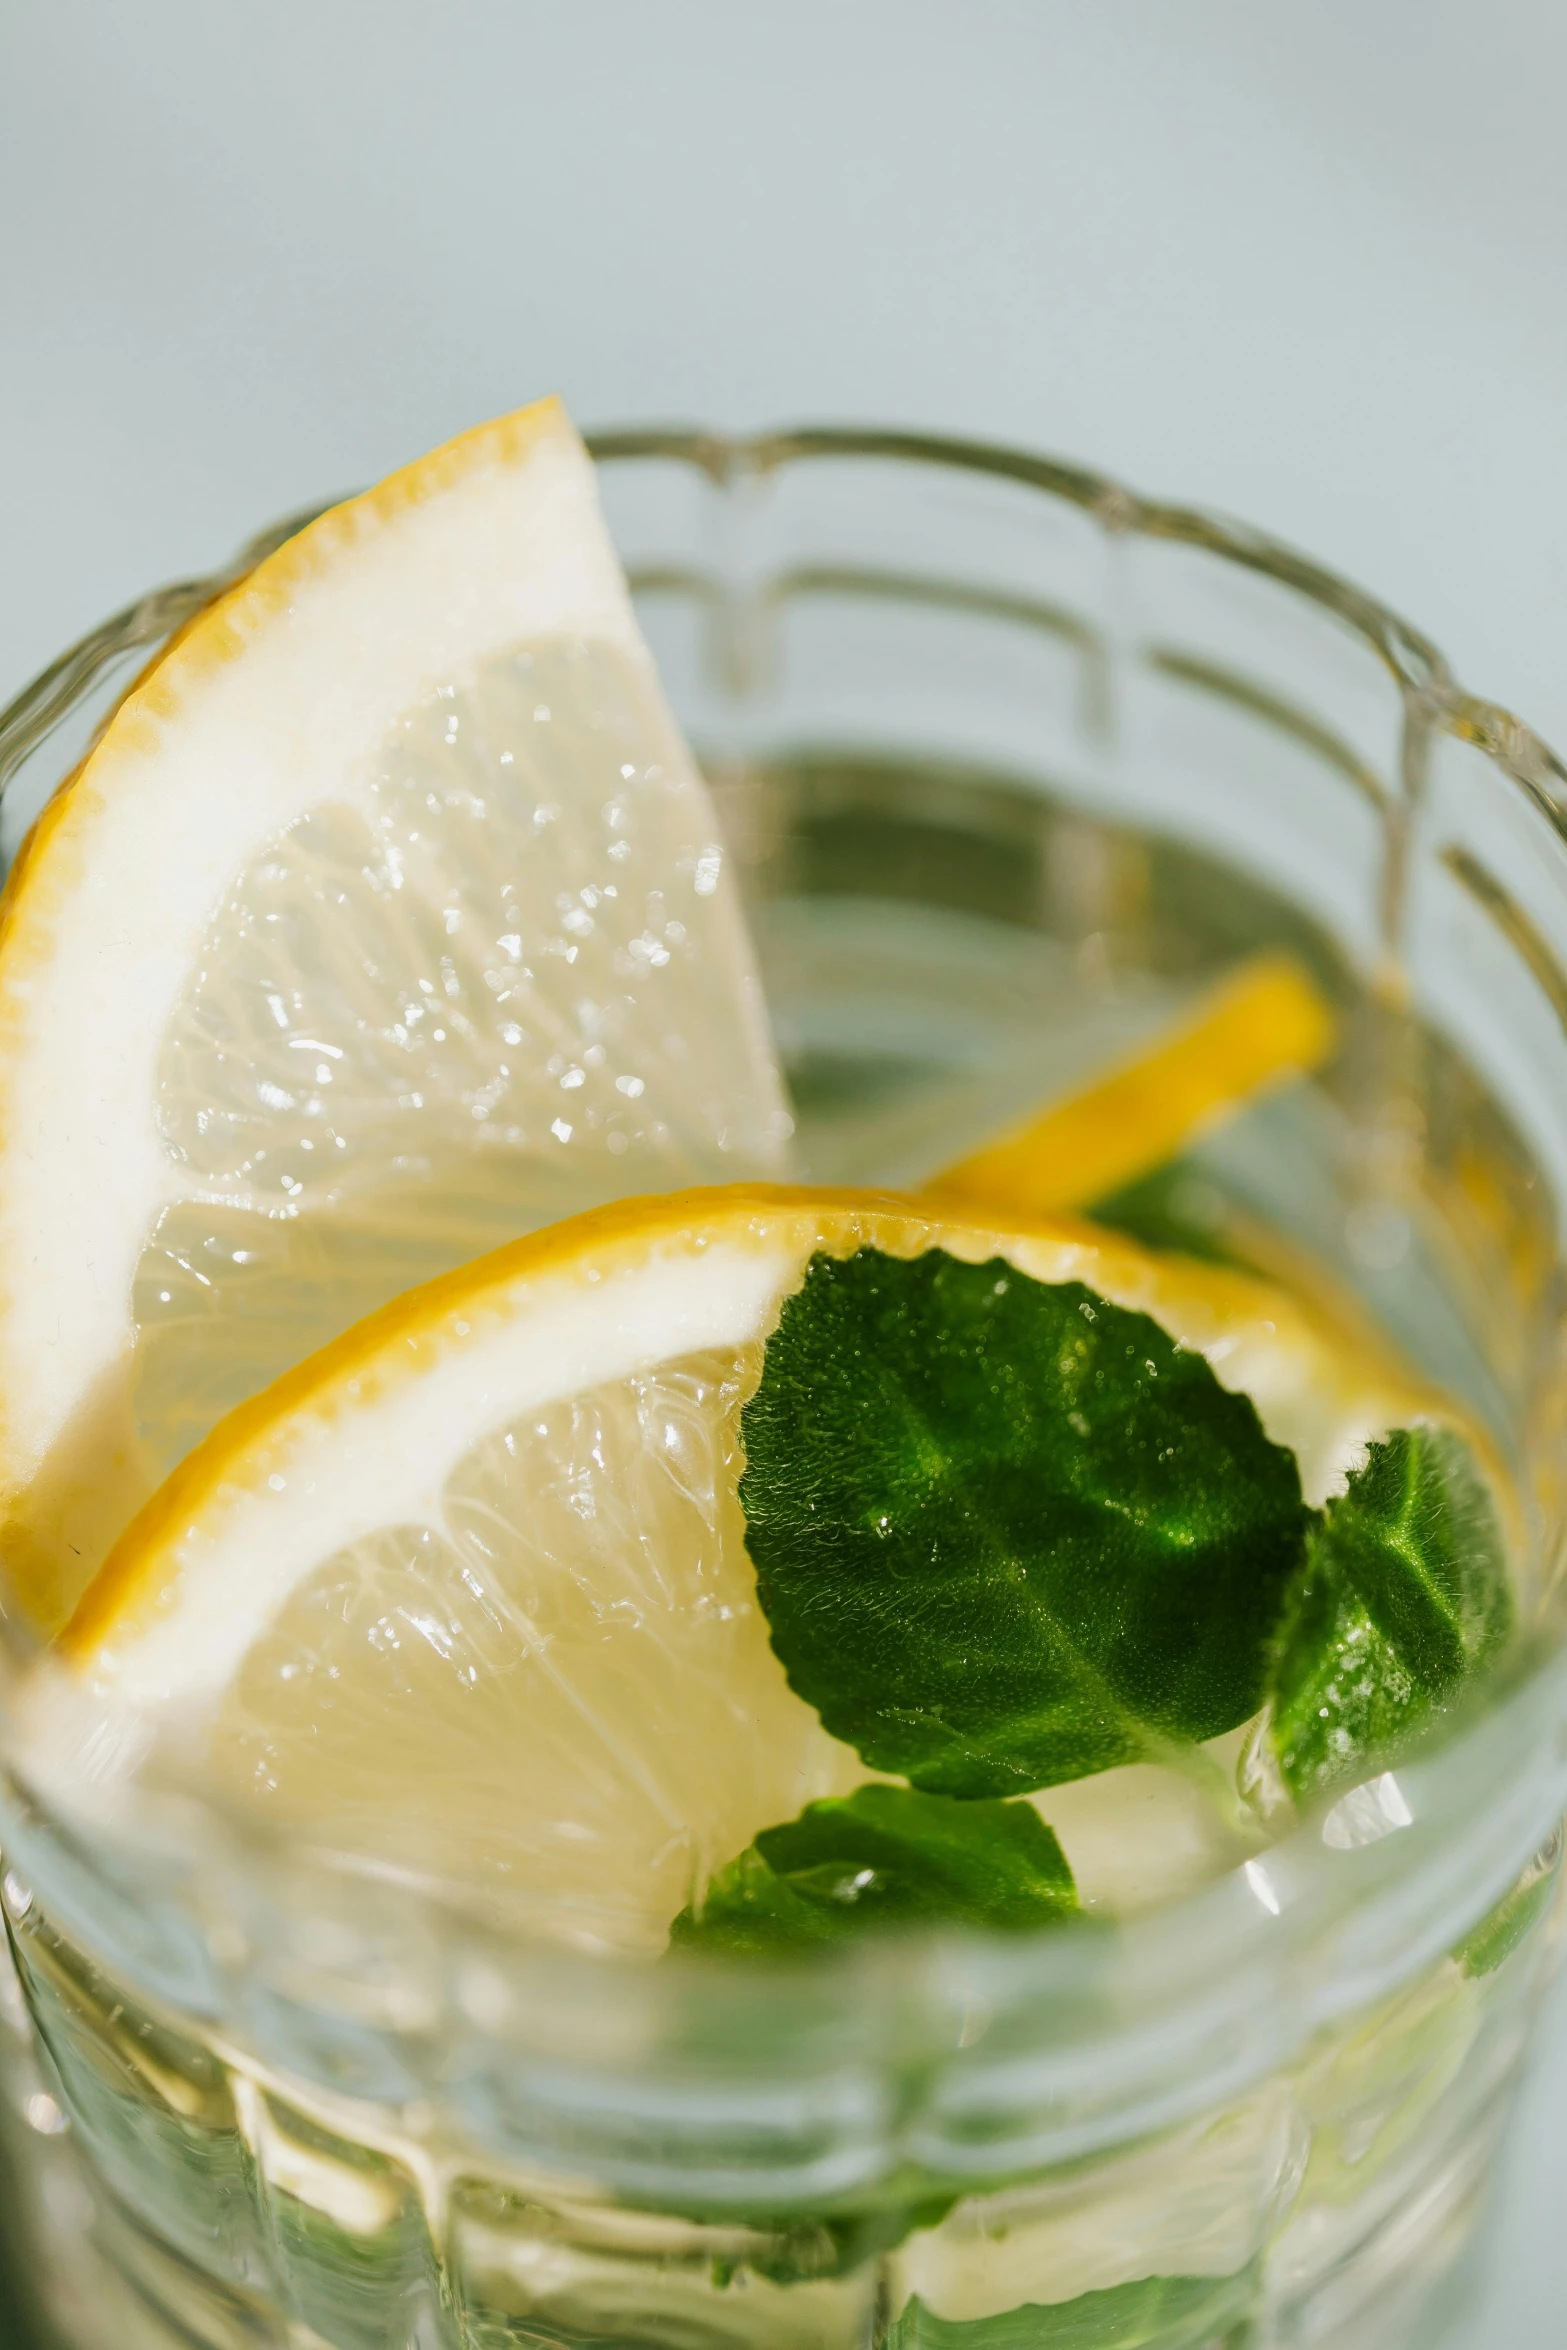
[45,1186,1437,1952]
[0,399,791,1624]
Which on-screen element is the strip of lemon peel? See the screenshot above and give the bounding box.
[924,952,1336,1220]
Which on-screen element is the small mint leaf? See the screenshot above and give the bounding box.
[710,2195,963,2283]
[1268,1426,1512,1801]
[740,1248,1312,1797]
[669,1785,1078,1957]
[1455,1830,1562,1979]
[887,2267,1259,2350]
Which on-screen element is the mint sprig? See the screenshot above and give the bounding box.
[671,1785,1077,1958]
[694,1253,1517,1965]
[1266,1425,1513,1801]
[740,1248,1312,1797]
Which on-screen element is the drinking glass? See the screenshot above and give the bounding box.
[2,427,1566,2350]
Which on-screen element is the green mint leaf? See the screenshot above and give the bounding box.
[723,2196,962,2284]
[740,1248,1312,1796]
[1455,1829,1562,1979]
[1267,1426,1512,1802]
[887,2268,1258,2350]
[669,1785,1078,1957]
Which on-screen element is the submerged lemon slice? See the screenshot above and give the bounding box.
[927,951,1336,1220]
[0,399,790,1625]
[42,1185,1435,1952]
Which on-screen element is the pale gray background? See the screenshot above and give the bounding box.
[3,3,1567,2339]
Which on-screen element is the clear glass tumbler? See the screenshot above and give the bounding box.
[2,427,1567,2350]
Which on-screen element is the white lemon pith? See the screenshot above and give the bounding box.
[0,399,789,1626]
[46,1186,1439,1952]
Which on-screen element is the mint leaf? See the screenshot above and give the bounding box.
[1268,1426,1512,1801]
[669,1785,1078,1957]
[887,2268,1258,2350]
[740,1249,1312,1796]
[1455,1829,1562,1979]
[723,2196,962,2284]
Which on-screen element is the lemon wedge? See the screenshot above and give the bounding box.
[39,1185,1435,1951]
[0,399,790,1627]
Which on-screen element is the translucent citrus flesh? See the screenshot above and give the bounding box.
[213,1345,870,1950]
[46,1186,1441,1953]
[134,636,786,1471]
[0,403,788,1628]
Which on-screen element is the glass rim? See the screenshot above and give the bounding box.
[6,421,1567,829]
[2,423,1566,2181]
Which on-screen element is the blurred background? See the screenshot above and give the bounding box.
[3,2,1567,2339]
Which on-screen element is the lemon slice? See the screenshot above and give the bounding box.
[38,1185,1435,1952]
[0,399,790,1627]
[926,952,1336,1220]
